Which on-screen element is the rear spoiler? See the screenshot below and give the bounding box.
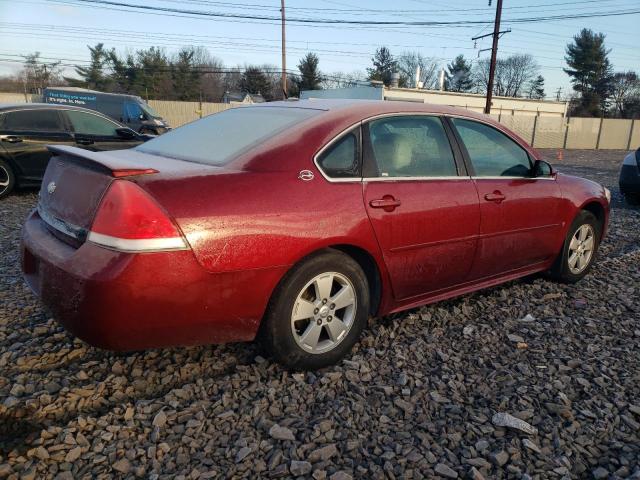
[48,145,158,178]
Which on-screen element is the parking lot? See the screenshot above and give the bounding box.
[0,149,638,479]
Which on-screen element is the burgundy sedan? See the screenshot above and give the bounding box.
[21,100,610,369]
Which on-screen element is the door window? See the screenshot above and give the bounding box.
[451,118,532,177]
[3,109,64,132]
[123,102,144,122]
[367,116,457,177]
[317,133,359,178]
[66,110,119,137]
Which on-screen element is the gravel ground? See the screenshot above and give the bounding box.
[0,149,639,480]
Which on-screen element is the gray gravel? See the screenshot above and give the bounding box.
[1,149,639,479]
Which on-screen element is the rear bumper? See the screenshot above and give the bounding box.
[21,210,286,351]
[619,164,640,194]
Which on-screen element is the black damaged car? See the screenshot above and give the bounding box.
[0,103,150,199]
[620,148,640,204]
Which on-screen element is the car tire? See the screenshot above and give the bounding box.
[0,159,15,199]
[261,249,370,370]
[549,210,601,283]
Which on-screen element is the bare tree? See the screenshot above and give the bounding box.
[396,51,439,89]
[321,71,366,90]
[474,54,539,98]
[20,52,64,93]
[610,71,640,118]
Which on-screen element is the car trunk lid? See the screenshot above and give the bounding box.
[38,146,215,246]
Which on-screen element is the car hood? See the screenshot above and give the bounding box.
[622,150,640,168]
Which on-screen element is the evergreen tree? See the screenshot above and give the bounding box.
[67,43,111,90]
[564,29,613,116]
[527,75,545,99]
[297,53,322,91]
[240,66,272,100]
[367,47,396,86]
[172,48,201,101]
[445,55,473,92]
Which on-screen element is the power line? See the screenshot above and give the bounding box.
[43,0,640,26]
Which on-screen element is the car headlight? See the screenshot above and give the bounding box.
[604,187,611,203]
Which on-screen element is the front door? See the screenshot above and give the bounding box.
[63,109,142,151]
[449,117,564,279]
[0,108,73,181]
[362,115,480,301]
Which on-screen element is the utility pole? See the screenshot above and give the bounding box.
[281,0,287,99]
[471,1,509,114]
[485,0,503,114]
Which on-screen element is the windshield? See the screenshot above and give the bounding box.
[140,102,161,119]
[135,106,321,166]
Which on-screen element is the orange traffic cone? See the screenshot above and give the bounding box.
[556,149,564,161]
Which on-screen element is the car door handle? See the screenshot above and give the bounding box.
[76,138,94,145]
[369,196,401,212]
[0,135,22,143]
[484,191,506,203]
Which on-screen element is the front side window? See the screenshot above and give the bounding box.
[451,118,531,177]
[3,109,63,132]
[124,102,144,122]
[367,116,457,177]
[67,110,119,137]
[317,133,359,178]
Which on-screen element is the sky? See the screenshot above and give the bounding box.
[0,0,638,100]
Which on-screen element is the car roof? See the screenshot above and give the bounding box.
[0,103,108,114]
[248,98,493,122]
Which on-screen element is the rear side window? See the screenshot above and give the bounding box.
[451,118,531,177]
[3,109,64,132]
[66,110,119,137]
[317,133,359,178]
[367,115,457,177]
[136,107,321,166]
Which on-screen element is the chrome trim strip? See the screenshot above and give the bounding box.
[87,232,187,252]
[471,176,556,181]
[37,203,87,240]
[363,175,471,182]
[312,121,363,184]
[311,111,542,184]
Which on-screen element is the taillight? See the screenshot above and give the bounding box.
[88,180,187,252]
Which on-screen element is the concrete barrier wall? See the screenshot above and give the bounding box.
[148,100,232,128]
[0,92,41,103]
[532,116,566,149]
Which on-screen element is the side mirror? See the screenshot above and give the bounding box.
[532,159,555,178]
[116,127,136,140]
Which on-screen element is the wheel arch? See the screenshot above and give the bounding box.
[330,244,383,317]
[264,243,385,321]
[579,199,607,237]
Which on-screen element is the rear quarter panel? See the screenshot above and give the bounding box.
[142,171,382,274]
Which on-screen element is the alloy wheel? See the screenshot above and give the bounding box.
[290,271,357,354]
[0,165,9,194]
[567,224,595,274]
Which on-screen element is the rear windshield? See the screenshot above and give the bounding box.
[135,106,321,165]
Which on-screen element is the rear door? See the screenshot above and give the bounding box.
[362,114,480,301]
[63,109,142,151]
[449,117,563,279]
[0,109,74,181]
